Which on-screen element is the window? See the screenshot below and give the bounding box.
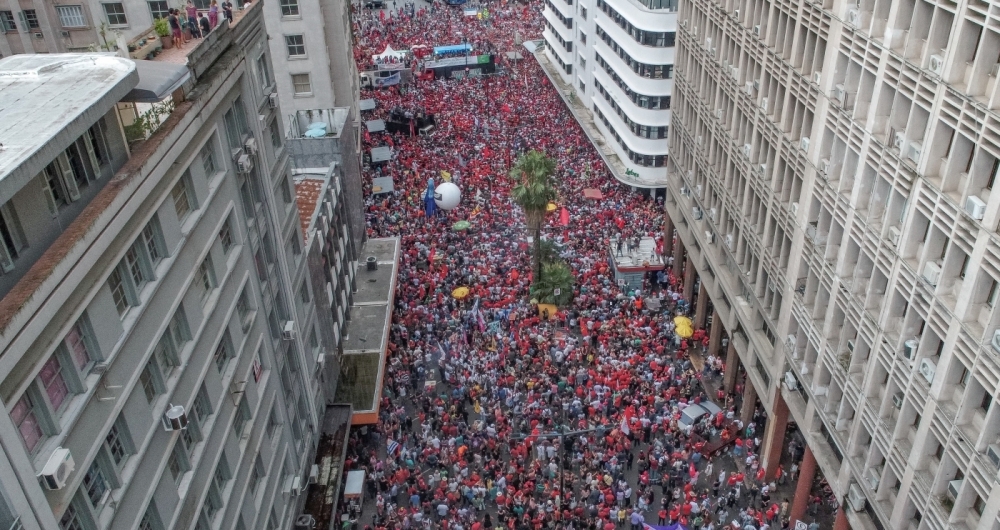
[148,0,168,20]
[124,245,148,290]
[141,218,165,267]
[213,456,231,492]
[981,392,993,413]
[270,119,283,151]
[21,10,39,29]
[256,54,272,90]
[171,173,195,220]
[40,355,70,412]
[248,456,264,494]
[0,202,26,272]
[56,5,86,27]
[12,394,43,453]
[139,362,160,402]
[102,3,127,25]
[288,233,301,260]
[285,35,306,57]
[167,445,189,484]
[194,257,216,305]
[580,6,586,18]
[63,320,94,372]
[0,11,16,32]
[267,404,281,437]
[191,384,213,425]
[88,120,110,166]
[291,73,312,95]
[139,506,161,530]
[988,279,999,308]
[59,502,85,530]
[201,141,217,178]
[233,396,251,437]
[279,0,299,16]
[280,178,293,205]
[104,416,131,467]
[223,98,249,151]
[973,494,986,516]
[219,219,234,254]
[299,282,310,304]
[237,288,254,330]
[213,331,234,374]
[268,509,279,530]
[83,460,110,507]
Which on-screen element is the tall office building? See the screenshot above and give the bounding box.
[664,0,1000,527]
[541,0,676,187]
[0,4,361,530]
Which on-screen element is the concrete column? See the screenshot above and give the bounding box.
[663,214,674,257]
[672,241,684,281]
[708,310,723,358]
[694,282,709,329]
[723,341,739,393]
[762,392,789,480]
[834,506,850,530]
[788,446,817,526]
[683,256,696,301]
[740,380,757,426]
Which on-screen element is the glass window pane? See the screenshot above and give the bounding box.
[40,356,70,410]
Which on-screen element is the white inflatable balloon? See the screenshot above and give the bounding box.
[434,182,462,210]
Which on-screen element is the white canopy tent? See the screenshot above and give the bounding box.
[372,45,408,64]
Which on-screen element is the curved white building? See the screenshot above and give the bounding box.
[543,0,676,187]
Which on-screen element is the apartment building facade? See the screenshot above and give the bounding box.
[0,5,344,530]
[663,0,1000,526]
[542,0,676,187]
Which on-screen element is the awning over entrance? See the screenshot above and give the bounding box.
[122,60,190,102]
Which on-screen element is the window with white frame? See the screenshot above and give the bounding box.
[82,460,110,508]
[167,444,189,485]
[102,3,126,26]
[212,456,231,495]
[213,330,234,374]
[1,11,17,32]
[218,217,235,254]
[171,172,196,221]
[191,383,213,426]
[141,217,166,268]
[223,98,249,152]
[63,319,96,373]
[56,5,86,27]
[20,10,39,29]
[148,0,168,20]
[270,119,283,151]
[247,455,264,494]
[285,35,305,57]
[267,403,281,437]
[291,73,312,95]
[237,288,254,331]
[193,256,216,305]
[279,0,298,15]
[139,361,162,402]
[59,500,86,530]
[103,415,133,469]
[201,140,217,179]
[256,54,272,90]
[39,355,71,413]
[107,268,129,317]
[233,396,251,437]
[12,394,44,453]
[138,506,162,530]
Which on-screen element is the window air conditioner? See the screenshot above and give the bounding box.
[922,260,942,286]
[162,404,189,431]
[692,207,703,220]
[282,321,296,340]
[680,186,691,197]
[291,476,302,496]
[947,479,962,499]
[847,483,866,512]
[697,135,703,145]
[888,226,901,246]
[753,25,761,37]
[892,391,904,409]
[991,329,1000,353]
[705,230,715,243]
[987,444,1000,470]
[907,141,922,163]
[268,92,279,109]
[695,184,703,197]
[309,465,320,484]
[295,515,316,530]
[965,195,986,220]
[681,19,687,28]
[893,131,906,150]
[918,357,936,384]
[733,8,739,17]
[818,158,830,175]
[745,82,754,94]
[928,54,943,75]
[813,71,821,84]
[832,84,846,105]
[760,97,768,112]
[791,202,799,215]
[244,137,258,155]
[845,7,860,26]
[758,164,768,174]
[705,37,712,48]
[709,207,717,220]
[800,136,810,151]
[813,385,828,396]
[865,467,880,490]
[903,339,918,360]
[715,108,723,119]
[784,371,798,390]
[743,144,752,157]
[39,447,75,490]
[725,233,734,249]
[847,339,855,352]
[237,154,253,174]
[753,79,761,91]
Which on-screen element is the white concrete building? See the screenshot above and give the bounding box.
[542,0,676,187]
[0,4,359,530]
[664,0,1000,526]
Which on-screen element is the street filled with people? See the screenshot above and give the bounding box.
[337,2,832,530]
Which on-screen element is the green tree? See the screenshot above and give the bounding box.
[530,260,575,306]
[509,150,557,282]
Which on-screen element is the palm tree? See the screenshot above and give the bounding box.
[509,150,557,282]
[530,260,575,306]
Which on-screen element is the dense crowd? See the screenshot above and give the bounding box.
[335,2,826,530]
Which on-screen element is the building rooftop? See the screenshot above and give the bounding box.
[0,54,138,203]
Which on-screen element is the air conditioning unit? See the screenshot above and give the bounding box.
[947,479,962,499]
[695,184,703,197]
[893,131,906,150]
[680,186,691,197]
[991,329,1000,353]
[847,339,855,352]
[745,82,754,94]
[162,404,189,431]
[753,79,761,91]
[800,136,810,151]
[696,135,703,145]
[237,154,253,174]
[832,84,846,105]
[758,164,768,174]
[892,391,904,409]
[903,339,918,360]
[705,37,712,48]
[715,108,723,119]
[753,25,761,37]
[845,7,860,26]
[709,207,717,220]
[784,371,798,390]
[813,385,828,396]
[268,92,279,109]
[813,71,821,84]
[244,137,258,156]
[282,320,296,340]
[791,202,799,214]
[681,19,687,28]
[711,47,717,58]
[965,195,986,220]
[60,30,69,37]
[987,444,1000,470]
[692,207,703,220]
[308,464,320,484]
[295,515,316,530]
[725,233,734,249]
[919,358,936,384]
[733,8,739,17]
[33,32,43,39]
[888,226,901,246]
[730,65,739,79]
[743,144,752,157]
[865,467,880,490]
[922,260,942,286]
[705,230,715,243]
[818,158,830,175]
[760,97,769,112]
[291,476,302,496]
[907,141,922,163]
[928,54,943,75]
[38,448,75,490]
[848,483,866,511]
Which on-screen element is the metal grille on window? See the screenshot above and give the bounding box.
[56,5,86,27]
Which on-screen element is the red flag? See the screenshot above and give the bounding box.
[559,207,569,226]
[620,405,635,435]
